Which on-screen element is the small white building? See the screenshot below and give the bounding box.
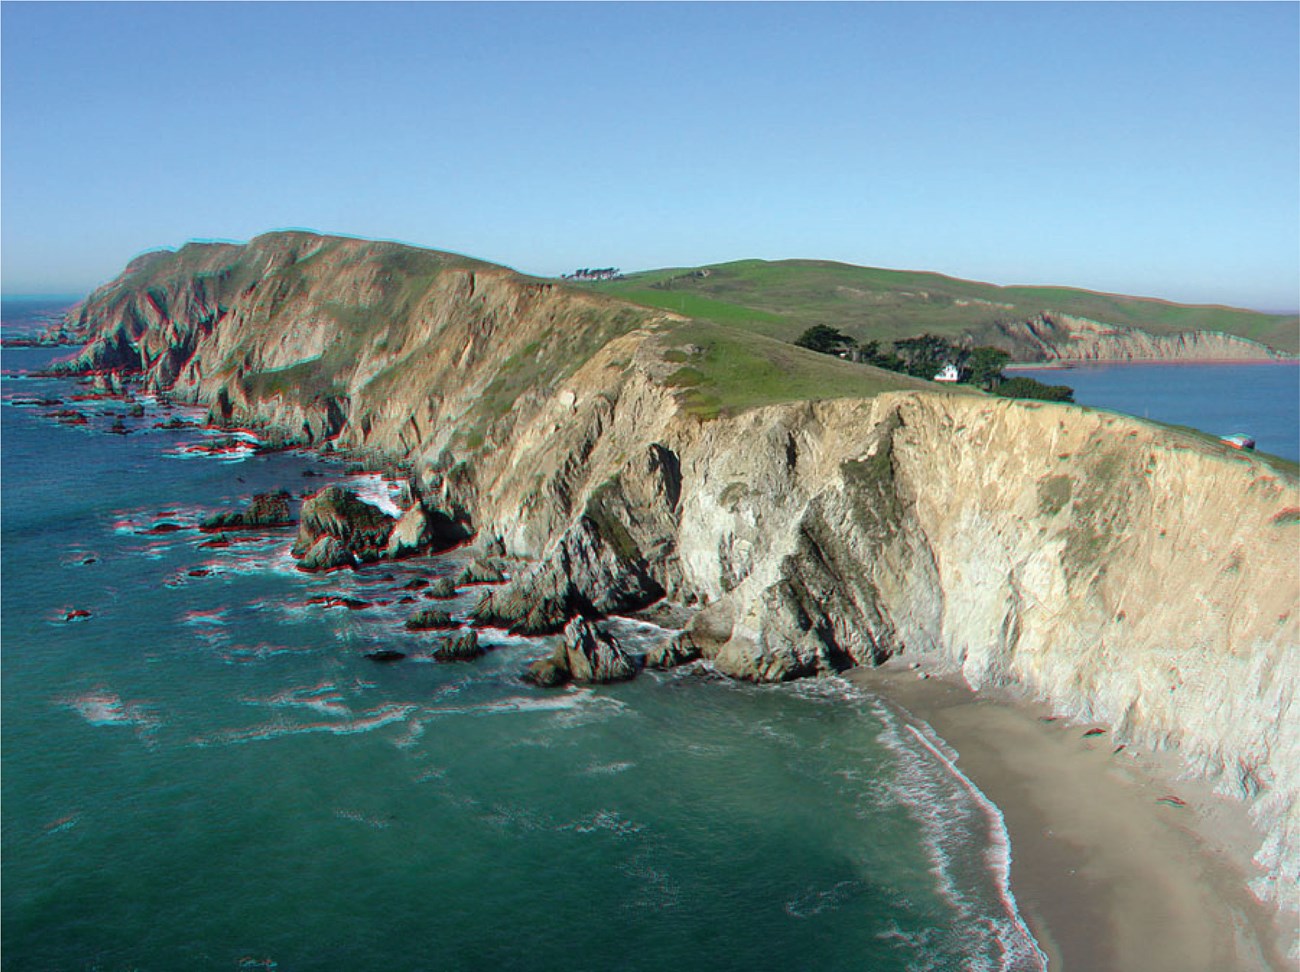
[933,362,960,383]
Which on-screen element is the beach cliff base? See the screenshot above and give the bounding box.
[846,662,1295,972]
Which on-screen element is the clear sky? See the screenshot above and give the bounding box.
[2,2,1297,311]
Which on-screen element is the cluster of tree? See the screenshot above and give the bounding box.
[563,267,622,281]
[992,376,1075,402]
[791,326,1073,402]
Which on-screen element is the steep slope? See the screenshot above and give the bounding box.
[589,258,1298,359]
[56,232,1299,908]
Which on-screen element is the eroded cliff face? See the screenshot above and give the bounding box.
[60,234,1299,903]
[466,371,1297,902]
[997,311,1287,362]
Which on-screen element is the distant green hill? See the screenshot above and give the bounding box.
[587,259,1298,357]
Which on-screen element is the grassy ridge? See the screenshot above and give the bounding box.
[589,259,1298,354]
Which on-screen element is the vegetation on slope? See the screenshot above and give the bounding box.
[791,325,1074,402]
[586,259,1298,355]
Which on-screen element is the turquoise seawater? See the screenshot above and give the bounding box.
[1,299,1043,972]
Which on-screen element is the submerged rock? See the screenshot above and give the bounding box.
[425,577,459,599]
[365,649,406,663]
[46,409,88,425]
[432,630,483,662]
[141,521,186,534]
[201,490,293,531]
[405,607,455,631]
[307,595,373,610]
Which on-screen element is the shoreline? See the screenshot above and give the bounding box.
[1005,357,1297,370]
[846,661,1294,972]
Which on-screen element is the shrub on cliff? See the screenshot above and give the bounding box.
[794,325,855,357]
[965,346,1011,388]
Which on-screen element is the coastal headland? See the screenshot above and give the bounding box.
[46,231,1300,965]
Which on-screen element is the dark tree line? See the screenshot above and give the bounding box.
[563,268,622,281]
[791,327,1073,402]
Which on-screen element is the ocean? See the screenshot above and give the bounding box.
[1,295,1045,971]
[1005,361,1300,463]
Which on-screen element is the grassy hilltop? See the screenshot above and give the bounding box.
[585,259,1299,356]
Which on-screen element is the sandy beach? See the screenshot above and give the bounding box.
[846,661,1295,972]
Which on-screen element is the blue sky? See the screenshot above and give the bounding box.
[3,2,1297,311]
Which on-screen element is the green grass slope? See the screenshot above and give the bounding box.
[653,319,961,419]
[588,259,1299,355]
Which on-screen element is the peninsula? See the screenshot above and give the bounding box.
[51,231,1299,963]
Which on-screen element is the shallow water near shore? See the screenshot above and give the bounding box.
[1,300,1045,971]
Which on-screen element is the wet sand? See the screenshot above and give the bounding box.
[846,661,1295,971]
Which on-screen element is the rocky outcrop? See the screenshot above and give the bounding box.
[386,501,472,559]
[292,486,396,567]
[523,618,639,686]
[385,505,433,559]
[296,535,354,572]
[472,517,664,634]
[288,486,463,571]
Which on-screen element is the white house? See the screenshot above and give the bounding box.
[933,362,960,383]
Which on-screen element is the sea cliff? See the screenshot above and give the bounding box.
[996,311,1288,362]
[56,232,1299,906]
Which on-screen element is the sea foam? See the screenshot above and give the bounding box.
[873,700,1048,972]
